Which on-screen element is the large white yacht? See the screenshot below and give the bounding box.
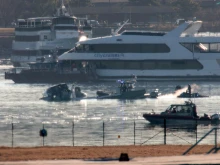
[58,20,220,81]
[11,1,92,67]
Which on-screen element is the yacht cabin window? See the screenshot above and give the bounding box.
[52,17,75,25]
[74,44,170,53]
[94,60,203,70]
[15,35,40,41]
[180,42,220,53]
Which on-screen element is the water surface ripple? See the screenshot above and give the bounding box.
[0,66,220,146]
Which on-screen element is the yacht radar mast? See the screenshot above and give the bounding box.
[56,0,70,17]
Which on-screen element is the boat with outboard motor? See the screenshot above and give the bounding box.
[177,92,208,98]
[97,79,146,99]
[176,84,208,98]
[41,83,86,101]
[143,101,220,126]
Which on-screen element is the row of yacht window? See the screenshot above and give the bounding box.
[12,49,69,56]
[33,60,203,70]
[73,44,170,53]
[93,60,203,70]
[181,43,220,53]
[70,43,220,53]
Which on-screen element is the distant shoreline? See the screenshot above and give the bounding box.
[0,145,216,161]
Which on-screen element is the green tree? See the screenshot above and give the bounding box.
[128,0,161,6]
[169,0,200,18]
[0,0,25,27]
[20,0,91,18]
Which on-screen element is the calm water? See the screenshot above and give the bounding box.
[1,65,220,147]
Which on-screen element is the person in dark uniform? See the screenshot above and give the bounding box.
[122,83,127,93]
[188,84,191,95]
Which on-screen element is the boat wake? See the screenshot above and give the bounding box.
[158,84,199,98]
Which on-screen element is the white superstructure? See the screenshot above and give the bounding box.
[11,1,92,67]
[59,20,220,81]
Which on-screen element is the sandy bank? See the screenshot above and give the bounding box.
[0,145,217,161]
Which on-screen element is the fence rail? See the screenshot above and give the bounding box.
[0,119,219,147]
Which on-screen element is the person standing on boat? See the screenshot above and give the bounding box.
[188,84,191,95]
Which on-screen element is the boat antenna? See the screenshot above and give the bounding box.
[112,19,129,36]
[132,74,137,83]
[57,0,69,17]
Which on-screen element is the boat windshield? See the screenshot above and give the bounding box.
[165,104,193,114]
[117,81,134,93]
[165,105,172,112]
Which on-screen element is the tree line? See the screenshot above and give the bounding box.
[0,0,208,27]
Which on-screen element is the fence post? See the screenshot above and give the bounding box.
[195,119,197,143]
[103,121,105,146]
[72,120,74,146]
[43,124,45,146]
[164,119,166,145]
[39,124,47,146]
[215,128,217,150]
[11,118,14,148]
[134,120,136,145]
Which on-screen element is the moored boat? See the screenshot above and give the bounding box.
[143,101,220,126]
[58,19,220,81]
[5,55,93,83]
[11,0,92,67]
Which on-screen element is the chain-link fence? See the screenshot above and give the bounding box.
[0,119,219,147]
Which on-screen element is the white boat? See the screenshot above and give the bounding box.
[11,0,92,67]
[58,19,220,81]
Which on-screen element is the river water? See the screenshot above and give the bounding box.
[0,65,220,147]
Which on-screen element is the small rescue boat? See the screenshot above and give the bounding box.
[143,101,220,126]
[97,80,146,99]
[176,84,209,98]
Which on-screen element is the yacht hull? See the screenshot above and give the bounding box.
[5,71,91,83]
[97,75,220,82]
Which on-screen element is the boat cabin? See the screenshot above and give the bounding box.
[117,80,134,93]
[161,101,198,117]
